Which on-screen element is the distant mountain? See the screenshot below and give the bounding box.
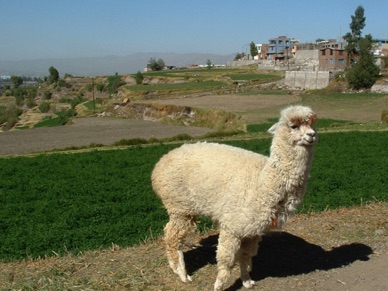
[0,52,235,77]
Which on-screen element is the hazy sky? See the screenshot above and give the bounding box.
[1,0,387,61]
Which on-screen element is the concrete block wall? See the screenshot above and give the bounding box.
[295,50,319,60]
[285,71,330,89]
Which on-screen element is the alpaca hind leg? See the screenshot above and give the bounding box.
[164,215,194,282]
[214,230,241,291]
[239,236,261,289]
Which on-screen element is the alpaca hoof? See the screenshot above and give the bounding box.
[178,272,192,283]
[214,279,223,291]
[181,275,193,283]
[242,279,257,289]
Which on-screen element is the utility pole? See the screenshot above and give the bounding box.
[92,76,96,115]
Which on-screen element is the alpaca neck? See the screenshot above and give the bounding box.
[259,140,314,202]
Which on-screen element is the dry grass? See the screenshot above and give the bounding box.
[1,202,386,290]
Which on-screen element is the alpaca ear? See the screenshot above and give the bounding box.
[268,122,280,134]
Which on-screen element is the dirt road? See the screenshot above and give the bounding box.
[0,117,212,156]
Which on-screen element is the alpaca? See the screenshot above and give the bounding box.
[151,105,317,290]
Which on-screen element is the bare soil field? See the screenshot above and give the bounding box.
[0,118,212,156]
[142,93,388,123]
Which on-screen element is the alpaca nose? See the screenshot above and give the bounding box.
[307,130,316,137]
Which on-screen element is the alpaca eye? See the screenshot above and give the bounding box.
[290,125,299,129]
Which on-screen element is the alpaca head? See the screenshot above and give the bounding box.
[268,106,317,147]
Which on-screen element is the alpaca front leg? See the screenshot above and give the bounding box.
[214,230,241,291]
[167,250,192,282]
[164,216,193,282]
[239,236,261,289]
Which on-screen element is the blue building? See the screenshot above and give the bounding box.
[267,36,292,60]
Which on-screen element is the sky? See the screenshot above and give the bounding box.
[1,0,387,61]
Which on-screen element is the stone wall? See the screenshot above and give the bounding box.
[295,49,319,60]
[294,49,319,71]
[285,71,331,89]
[371,82,388,93]
[226,60,259,67]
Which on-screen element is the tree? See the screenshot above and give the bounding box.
[249,41,258,58]
[157,58,165,70]
[48,66,59,84]
[234,52,245,61]
[343,6,379,89]
[148,58,165,71]
[206,59,212,69]
[343,6,366,65]
[346,34,379,90]
[10,76,23,88]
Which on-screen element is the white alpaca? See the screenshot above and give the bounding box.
[151,105,317,290]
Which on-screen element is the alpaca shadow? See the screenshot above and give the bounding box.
[184,231,373,291]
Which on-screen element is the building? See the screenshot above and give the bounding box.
[374,38,388,49]
[318,47,347,71]
[373,38,388,56]
[254,43,269,60]
[267,36,292,60]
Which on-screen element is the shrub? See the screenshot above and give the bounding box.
[112,138,149,146]
[56,108,77,124]
[0,105,22,130]
[107,73,125,95]
[43,90,52,100]
[134,71,144,85]
[25,97,37,108]
[95,82,105,92]
[346,61,379,90]
[59,97,72,103]
[70,93,85,109]
[39,102,51,113]
[165,133,192,142]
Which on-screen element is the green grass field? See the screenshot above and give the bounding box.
[123,67,282,98]
[0,131,387,261]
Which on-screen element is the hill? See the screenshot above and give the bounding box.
[0,52,235,77]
